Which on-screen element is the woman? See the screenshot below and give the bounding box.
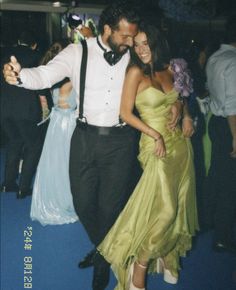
[30,40,78,226]
[98,20,199,290]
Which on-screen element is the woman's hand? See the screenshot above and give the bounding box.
[154,135,166,157]
[182,117,194,137]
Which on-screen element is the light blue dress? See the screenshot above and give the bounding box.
[30,88,79,226]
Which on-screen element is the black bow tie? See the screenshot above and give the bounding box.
[96,37,122,66]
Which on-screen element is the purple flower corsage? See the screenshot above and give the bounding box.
[170,58,193,97]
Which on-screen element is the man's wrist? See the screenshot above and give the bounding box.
[16,70,24,86]
[17,77,23,85]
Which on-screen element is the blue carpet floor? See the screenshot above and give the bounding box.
[1,150,236,290]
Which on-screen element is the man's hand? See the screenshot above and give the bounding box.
[167,100,183,130]
[227,115,236,158]
[3,56,22,85]
[230,137,236,158]
[182,117,194,137]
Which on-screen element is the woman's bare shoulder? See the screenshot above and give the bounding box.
[126,64,143,79]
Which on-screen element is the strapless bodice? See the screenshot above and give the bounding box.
[135,87,179,135]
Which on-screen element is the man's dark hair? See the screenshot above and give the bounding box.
[225,14,236,44]
[98,0,140,34]
[18,31,37,47]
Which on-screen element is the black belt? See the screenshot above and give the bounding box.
[76,119,130,136]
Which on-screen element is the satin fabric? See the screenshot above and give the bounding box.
[30,88,78,226]
[98,87,199,289]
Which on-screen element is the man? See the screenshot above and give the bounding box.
[1,31,44,199]
[206,14,236,254]
[3,2,181,289]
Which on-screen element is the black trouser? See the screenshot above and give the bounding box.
[191,112,206,227]
[206,115,236,242]
[2,118,44,191]
[69,121,137,246]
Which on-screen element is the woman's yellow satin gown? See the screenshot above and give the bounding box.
[98,87,199,290]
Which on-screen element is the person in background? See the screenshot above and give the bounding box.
[185,40,210,227]
[185,38,220,230]
[30,40,78,226]
[0,30,44,199]
[78,18,98,40]
[98,17,198,290]
[67,14,97,43]
[206,13,236,254]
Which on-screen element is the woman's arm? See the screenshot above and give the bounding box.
[167,100,183,130]
[120,66,166,157]
[39,94,50,120]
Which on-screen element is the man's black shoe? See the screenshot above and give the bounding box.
[16,189,32,199]
[78,248,97,269]
[213,241,236,255]
[1,183,19,193]
[92,254,110,290]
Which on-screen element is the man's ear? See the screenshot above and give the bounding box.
[103,24,112,37]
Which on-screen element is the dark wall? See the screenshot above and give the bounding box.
[0,11,50,53]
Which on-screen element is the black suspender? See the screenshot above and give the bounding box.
[79,39,88,121]
[78,39,125,127]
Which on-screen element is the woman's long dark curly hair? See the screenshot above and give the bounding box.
[130,19,171,75]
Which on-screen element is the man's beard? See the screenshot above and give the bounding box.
[107,35,129,56]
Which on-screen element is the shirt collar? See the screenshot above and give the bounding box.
[98,35,111,52]
[95,34,131,62]
[220,44,236,52]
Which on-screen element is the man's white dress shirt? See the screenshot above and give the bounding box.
[19,36,130,126]
[206,44,236,117]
